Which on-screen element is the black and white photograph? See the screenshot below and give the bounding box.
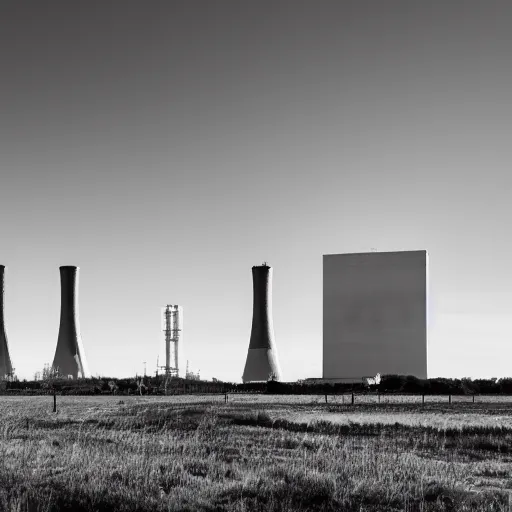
[1,1,512,510]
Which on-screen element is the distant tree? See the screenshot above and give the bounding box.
[461,377,478,395]
[379,375,406,392]
[498,378,512,394]
[402,376,427,393]
[41,364,60,412]
[136,378,147,396]
[473,379,499,394]
[108,380,119,395]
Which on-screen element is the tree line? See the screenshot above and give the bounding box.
[1,374,511,396]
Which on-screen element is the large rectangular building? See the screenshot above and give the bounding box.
[323,250,428,379]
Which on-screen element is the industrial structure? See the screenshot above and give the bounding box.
[323,250,428,380]
[160,305,183,378]
[0,266,14,380]
[242,263,282,382]
[52,266,90,378]
[185,360,200,380]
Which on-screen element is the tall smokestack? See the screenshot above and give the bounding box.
[242,263,282,382]
[0,266,14,379]
[52,266,90,378]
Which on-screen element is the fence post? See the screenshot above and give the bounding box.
[351,392,354,405]
[378,392,380,404]
[472,395,475,403]
[53,392,57,413]
[325,393,328,404]
[422,394,425,406]
[449,394,451,404]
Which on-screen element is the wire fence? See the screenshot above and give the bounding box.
[219,392,512,406]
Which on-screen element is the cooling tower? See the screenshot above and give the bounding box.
[0,266,14,379]
[242,264,282,383]
[52,266,90,378]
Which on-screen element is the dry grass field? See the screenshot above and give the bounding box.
[0,394,512,511]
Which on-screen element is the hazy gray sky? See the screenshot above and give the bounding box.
[1,1,512,381]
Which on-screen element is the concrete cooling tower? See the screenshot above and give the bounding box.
[242,264,282,383]
[52,266,90,378]
[0,266,14,379]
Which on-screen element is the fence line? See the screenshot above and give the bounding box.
[219,392,512,405]
[6,390,512,405]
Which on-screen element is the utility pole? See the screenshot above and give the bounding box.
[143,361,147,378]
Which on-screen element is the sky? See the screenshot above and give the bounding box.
[1,1,512,381]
